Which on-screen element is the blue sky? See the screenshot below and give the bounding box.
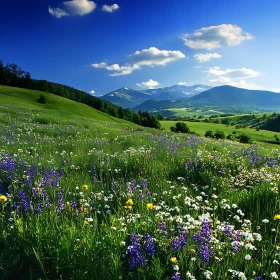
[1,0,280,96]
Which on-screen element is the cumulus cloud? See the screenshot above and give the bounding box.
[136,79,161,88]
[177,82,188,85]
[206,66,261,89]
[48,6,69,18]
[92,47,186,76]
[128,47,186,66]
[206,66,259,79]
[89,90,95,94]
[91,62,140,76]
[102,4,119,12]
[49,0,96,17]
[182,24,253,50]
[194,53,221,62]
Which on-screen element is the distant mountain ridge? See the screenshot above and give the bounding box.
[100,84,211,108]
[188,85,280,107]
[133,85,280,115]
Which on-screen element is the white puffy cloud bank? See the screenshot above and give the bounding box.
[182,24,253,50]
[205,66,261,89]
[102,4,119,12]
[49,0,118,18]
[92,47,186,76]
[136,79,161,88]
[194,53,221,62]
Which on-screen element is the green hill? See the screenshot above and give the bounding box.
[0,85,125,123]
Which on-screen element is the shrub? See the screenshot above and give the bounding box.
[38,94,47,104]
[205,130,214,138]
[239,133,251,144]
[214,130,226,139]
[226,134,235,140]
[170,122,190,133]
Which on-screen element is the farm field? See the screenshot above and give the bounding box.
[160,121,280,143]
[0,94,279,279]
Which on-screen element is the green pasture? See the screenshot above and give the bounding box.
[160,120,280,142]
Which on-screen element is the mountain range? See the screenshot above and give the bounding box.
[100,85,211,109]
[101,84,280,116]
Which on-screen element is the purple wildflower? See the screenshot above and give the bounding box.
[159,221,167,232]
[18,190,30,212]
[144,234,155,257]
[127,232,145,270]
[172,231,188,252]
[34,202,44,214]
[56,189,64,214]
[193,219,212,266]
[171,272,181,280]
[224,223,241,252]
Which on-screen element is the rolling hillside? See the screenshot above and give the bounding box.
[0,86,126,123]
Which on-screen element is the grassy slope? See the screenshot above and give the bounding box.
[161,120,280,142]
[1,95,280,279]
[0,85,127,123]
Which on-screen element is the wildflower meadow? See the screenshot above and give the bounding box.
[0,104,279,279]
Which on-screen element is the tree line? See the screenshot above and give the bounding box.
[0,60,160,129]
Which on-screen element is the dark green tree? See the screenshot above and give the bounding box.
[170,122,190,133]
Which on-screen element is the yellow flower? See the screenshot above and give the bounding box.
[66,201,70,207]
[84,220,89,225]
[0,195,7,202]
[124,205,132,210]
[126,199,134,206]
[82,184,89,190]
[274,214,280,221]
[147,203,154,210]
[170,257,178,264]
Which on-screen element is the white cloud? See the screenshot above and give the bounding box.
[129,47,186,66]
[102,4,119,12]
[91,47,186,76]
[206,66,259,79]
[89,90,95,95]
[63,0,96,15]
[182,24,253,50]
[136,79,161,88]
[48,6,69,18]
[49,0,96,17]
[91,62,140,76]
[206,66,261,89]
[194,53,221,62]
[177,82,188,85]
[195,65,202,68]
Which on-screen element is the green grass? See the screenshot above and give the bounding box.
[155,107,225,118]
[0,85,125,123]
[160,120,280,142]
[0,88,279,279]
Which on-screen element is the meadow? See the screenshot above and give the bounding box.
[160,121,280,144]
[0,94,279,279]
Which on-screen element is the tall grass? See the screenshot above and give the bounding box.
[0,105,279,279]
